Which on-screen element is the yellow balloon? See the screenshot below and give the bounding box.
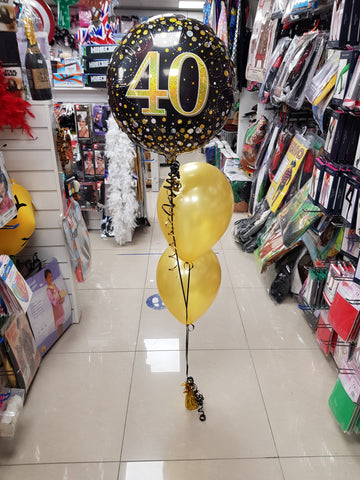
[0,179,35,255]
[156,247,221,325]
[157,162,234,261]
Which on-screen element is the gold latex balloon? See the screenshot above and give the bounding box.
[157,162,234,262]
[156,247,221,325]
[0,179,35,255]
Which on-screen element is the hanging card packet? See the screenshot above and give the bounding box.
[308,157,326,205]
[328,378,358,433]
[333,168,349,215]
[340,176,359,228]
[93,143,106,179]
[316,310,337,356]
[266,133,310,213]
[75,104,91,140]
[341,228,360,260]
[349,0,360,46]
[323,261,355,307]
[328,280,360,341]
[354,137,360,172]
[324,110,347,162]
[328,0,354,49]
[81,145,95,180]
[343,56,360,111]
[318,162,340,214]
[269,128,294,182]
[339,115,360,165]
[92,104,110,139]
[332,50,359,107]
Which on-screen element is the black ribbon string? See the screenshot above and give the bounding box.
[162,160,206,422]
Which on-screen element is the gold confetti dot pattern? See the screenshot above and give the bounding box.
[107,15,234,159]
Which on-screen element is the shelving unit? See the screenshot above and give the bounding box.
[0,101,81,323]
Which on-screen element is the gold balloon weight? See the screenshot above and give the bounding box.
[182,375,206,421]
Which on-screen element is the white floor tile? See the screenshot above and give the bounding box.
[53,288,143,353]
[0,463,120,480]
[281,456,360,480]
[0,352,134,465]
[234,288,316,349]
[121,350,276,461]
[223,250,264,288]
[79,250,149,289]
[137,288,248,351]
[252,349,360,457]
[118,459,284,480]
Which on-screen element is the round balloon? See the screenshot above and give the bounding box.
[157,247,221,325]
[107,14,234,160]
[0,179,35,256]
[157,162,234,261]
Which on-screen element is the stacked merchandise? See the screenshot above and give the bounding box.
[82,43,117,88]
[232,0,360,434]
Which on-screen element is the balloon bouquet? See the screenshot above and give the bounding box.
[108,15,234,420]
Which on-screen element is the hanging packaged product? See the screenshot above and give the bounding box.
[305,50,340,107]
[282,0,334,23]
[0,152,17,228]
[246,0,278,83]
[240,116,268,174]
[348,1,360,46]
[323,109,347,161]
[300,267,328,310]
[308,157,326,205]
[268,127,294,182]
[328,376,360,433]
[317,161,341,213]
[75,104,91,140]
[323,261,355,307]
[340,227,360,260]
[316,310,338,356]
[328,280,360,342]
[332,50,359,107]
[258,37,291,105]
[340,175,359,228]
[278,180,322,247]
[286,32,328,110]
[270,31,324,108]
[343,56,360,111]
[266,133,311,213]
[337,115,360,165]
[328,0,354,49]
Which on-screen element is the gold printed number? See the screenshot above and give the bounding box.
[125,51,209,116]
[126,51,169,115]
[169,53,209,116]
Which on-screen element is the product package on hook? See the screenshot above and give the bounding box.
[270,31,323,108]
[305,50,340,107]
[328,0,353,49]
[246,0,278,83]
[343,56,360,112]
[258,37,291,105]
[282,0,334,24]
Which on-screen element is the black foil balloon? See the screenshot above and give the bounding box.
[107,15,234,160]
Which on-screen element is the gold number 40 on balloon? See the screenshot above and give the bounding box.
[126,51,209,117]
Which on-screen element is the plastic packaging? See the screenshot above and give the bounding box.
[0,388,25,437]
[305,50,340,106]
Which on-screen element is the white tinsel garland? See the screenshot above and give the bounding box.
[105,116,139,245]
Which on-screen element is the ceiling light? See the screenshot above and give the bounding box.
[178,1,204,9]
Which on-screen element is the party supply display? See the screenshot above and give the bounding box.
[108,15,234,161]
[157,162,234,262]
[156,246,221,325]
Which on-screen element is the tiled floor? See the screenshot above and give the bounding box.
[1,152,360,479]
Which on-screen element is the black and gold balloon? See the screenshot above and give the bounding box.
[107,15,234,160]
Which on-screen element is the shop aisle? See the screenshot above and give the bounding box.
[1,153,360,479]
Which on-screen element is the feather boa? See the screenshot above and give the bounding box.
[105,116,139,245]
[0,64,34,137]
